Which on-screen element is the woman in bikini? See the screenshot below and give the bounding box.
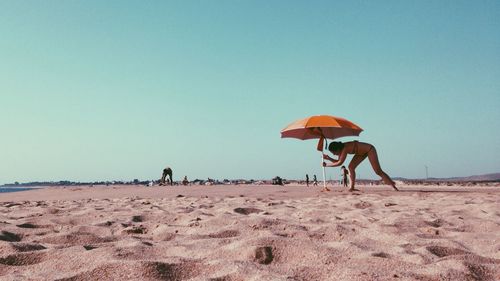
[322,141,398,191]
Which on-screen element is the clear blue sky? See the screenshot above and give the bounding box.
[1,1,499,184]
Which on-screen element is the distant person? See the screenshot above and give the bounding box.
[341,166,349,188]
[313,175,318,186]
[160,167,173,186]
[272,176,284,185]
[323,141,398,191]
[182,176,189,186]
[305,174,309,187]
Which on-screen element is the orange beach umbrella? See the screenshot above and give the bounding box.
[280,115,363,141]
[280,115,363,190]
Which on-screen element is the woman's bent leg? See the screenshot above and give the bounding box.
[348,155,367,191]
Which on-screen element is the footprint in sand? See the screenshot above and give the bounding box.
[0,231,21,242]
[0,252,46,266]
[123,225,148,235]
[464,263,498,281]
[426,245,469,257]
[151,225,176,241]
[251,218,282,230]
[409,260,499,281]
[424,219,445,228]
[39,232,115,246]
[16,222,42,229]
[371,252,391,258]
[11,243,46,252]
[426,246,500,267]
[96,221,114,227]
[254,246,274,265]
[131,215,144,222]
[145,261,202,280]
[289,266,327,281]
[55,261,203,281]
[208,230,240,239]
[83,245,98,251]
[1,202,23,208]
[353,201,372,209]
[233,208,262,215]
[208,274,243,281]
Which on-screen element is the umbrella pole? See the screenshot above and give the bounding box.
[321,153,327,189]
[320,151,331,191]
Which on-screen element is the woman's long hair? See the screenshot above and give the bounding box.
[328,141,344,153]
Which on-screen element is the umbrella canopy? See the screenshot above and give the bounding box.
[280,115,363,140]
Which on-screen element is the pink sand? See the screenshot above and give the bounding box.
[0,184,499,280]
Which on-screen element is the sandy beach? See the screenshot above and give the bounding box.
[0,184,499,281]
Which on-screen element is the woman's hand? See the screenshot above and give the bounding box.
[322,162,327,167]
[322,154,330,160]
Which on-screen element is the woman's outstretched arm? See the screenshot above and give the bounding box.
[323,150,347,167]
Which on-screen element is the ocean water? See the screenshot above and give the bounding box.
[0,187,35,193]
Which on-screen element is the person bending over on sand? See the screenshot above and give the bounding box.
[322,141,398,192]
[160,167,173,186]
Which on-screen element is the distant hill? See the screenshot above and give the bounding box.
[431,173,500,182]
[395,173,500,182]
